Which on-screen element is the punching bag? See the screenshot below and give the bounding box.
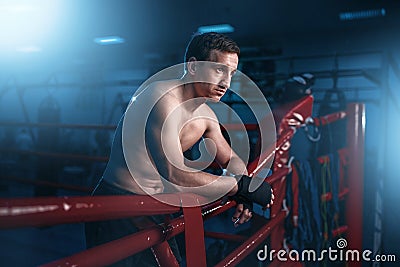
[317,89,347,156]
[35,95,61,196]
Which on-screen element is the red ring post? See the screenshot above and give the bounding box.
[346,103,365,267]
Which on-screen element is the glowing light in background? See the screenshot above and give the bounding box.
[94,36,125,45]
[0,0,61,51]
[15,45,42,53]
[339,8,386,21]
[197,24,235,34]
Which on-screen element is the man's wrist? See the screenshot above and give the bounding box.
[228,183,238,196]
[222,168,237,177]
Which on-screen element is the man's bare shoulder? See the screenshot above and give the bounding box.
[143,79,183,101]
[135,80,183,121]
[130,79,182,113]
[196,103,218,118]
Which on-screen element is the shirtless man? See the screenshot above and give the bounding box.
[85,32,274,266]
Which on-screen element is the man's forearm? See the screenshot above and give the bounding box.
[168,167,238,197]
[224,156,248,176]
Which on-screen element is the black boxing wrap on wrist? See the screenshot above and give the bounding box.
[234,175,272,207]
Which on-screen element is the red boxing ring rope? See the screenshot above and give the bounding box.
[0,95,364,267]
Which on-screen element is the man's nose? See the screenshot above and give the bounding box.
[220,75,231,89]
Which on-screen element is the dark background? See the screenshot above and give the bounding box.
[0,0,399,266]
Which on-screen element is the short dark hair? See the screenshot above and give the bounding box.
[184,32,240,62]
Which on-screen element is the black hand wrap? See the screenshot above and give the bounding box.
[234,175,272,208]
[232,194,254,212]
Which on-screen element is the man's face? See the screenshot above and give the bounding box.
[193,50,239,102]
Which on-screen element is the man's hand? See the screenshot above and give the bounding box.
[231,175,275,226]
[235,175,274,207]
[232,205,252,226]
[231,196,253,227]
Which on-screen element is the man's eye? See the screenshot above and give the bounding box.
[216,67,224,73]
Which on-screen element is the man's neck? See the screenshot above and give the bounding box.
[181,76,206,112]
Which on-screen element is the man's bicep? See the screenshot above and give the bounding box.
[203,116,247,175]
[204,120,235,166]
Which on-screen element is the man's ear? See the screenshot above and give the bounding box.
[187,57,197,75]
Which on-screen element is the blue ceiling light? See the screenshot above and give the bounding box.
[197,24,234,34]
[94,36,125,45]
[339,8,386,21]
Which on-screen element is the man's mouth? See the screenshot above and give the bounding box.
[215,87,226,95]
